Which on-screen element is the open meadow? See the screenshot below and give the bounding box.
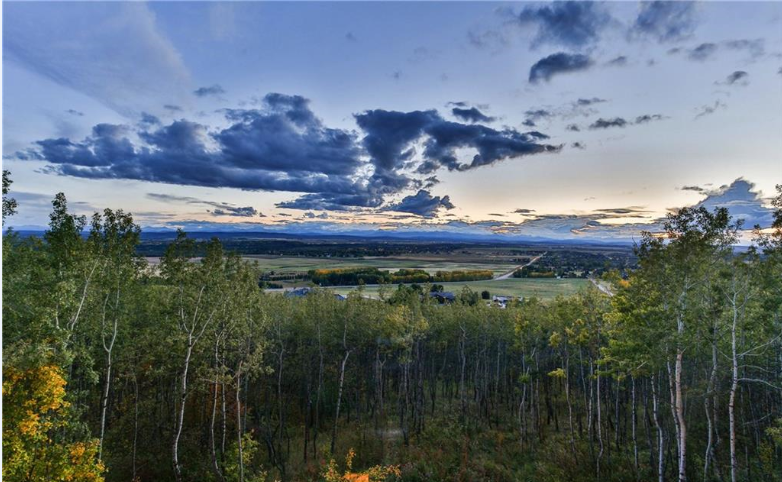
[328,277,588,299]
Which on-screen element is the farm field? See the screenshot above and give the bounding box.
[328,277,589,300]
[242,254,523,275]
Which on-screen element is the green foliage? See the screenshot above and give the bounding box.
[3,191,782,482]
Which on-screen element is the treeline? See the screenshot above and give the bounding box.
[309,267,494,286]
[3,178,782,482]
[136,236,473,258]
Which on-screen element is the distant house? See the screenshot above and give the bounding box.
[285,287,312,298]
[284,287,346,301]
[492,295,516,308]
[429,291,456,304]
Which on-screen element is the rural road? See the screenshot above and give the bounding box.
[492,253,545,281]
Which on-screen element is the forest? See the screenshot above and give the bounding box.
[2,175,782,482]
[309,268,495,287]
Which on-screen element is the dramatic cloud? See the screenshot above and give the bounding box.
[718,71,749,86]
[694,100,727,120]
[451,107,495,123]
[632,1,697,43]
[590,117,628,129]
[384,190,455,218]
[193,84,226,97]
[17,92,561,214]
[355,108,560,179]
[529,52,593,83]
[516,1,612,49]
[694,178,775,227]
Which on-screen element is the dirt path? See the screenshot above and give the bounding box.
[492,253,545,281]
[590,278,614,296]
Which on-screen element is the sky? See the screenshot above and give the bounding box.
[3,1,781,241]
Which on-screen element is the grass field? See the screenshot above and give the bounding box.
[328,278,588,300]
[147,254,588,300]
[242,255,522,275]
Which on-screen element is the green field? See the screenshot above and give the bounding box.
[328,277,588,300]
[148,254,588,299]
[241,255,522,275]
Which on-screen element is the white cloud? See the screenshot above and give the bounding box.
[4,2,191,116]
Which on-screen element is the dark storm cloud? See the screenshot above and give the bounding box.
[688,43,718,61]
[18,93,560,213]
[589,117,628,129]
[451,107,495,123]
[516,1,612,49]
[529,52,593,83]
[193,84,226,97]
[632,1,697,43]
[355,108,560,177]
[719,71,749,86]
[384,190,455,218]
